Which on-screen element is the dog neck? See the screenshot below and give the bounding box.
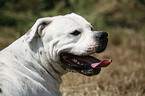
[30,37,67,83]
[1,36,64,95]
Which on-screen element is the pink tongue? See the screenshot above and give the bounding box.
[91,59,112,68]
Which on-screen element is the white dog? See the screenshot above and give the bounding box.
[0,13,112,96]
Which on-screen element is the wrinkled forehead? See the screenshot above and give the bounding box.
[64,13,91,26]
[43,14,92,38]
[52,14,92,29]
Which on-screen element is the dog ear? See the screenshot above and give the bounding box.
[25,17,52,42]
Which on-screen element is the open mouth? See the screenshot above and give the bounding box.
[59,52,112,76]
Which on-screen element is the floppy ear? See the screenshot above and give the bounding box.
[25,17,52,42]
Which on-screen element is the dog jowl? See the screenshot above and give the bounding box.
[59,31,112,76]
[0,13,112,96]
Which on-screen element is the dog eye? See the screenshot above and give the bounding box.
[70,30,81,36]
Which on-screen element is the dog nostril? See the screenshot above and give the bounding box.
[96,31,108,40]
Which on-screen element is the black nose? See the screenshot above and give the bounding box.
[95,31,108,40]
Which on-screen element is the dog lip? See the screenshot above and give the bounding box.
[59,52,111,76]
[96,38,108,53]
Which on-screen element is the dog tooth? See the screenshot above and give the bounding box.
[81,70,84,73]
[72,59,78,63]
[80,63,83,65]
[87,71,92,74]
[77,62,80,64]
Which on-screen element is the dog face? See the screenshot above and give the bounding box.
[41,13,111,76]
[27,13,111,76]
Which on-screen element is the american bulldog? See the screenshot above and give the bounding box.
[0,13,112,96]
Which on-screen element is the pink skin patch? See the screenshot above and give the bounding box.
[91,59,112,68]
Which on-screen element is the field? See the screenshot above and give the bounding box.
[60,29,145,96]
[0,0,145,96]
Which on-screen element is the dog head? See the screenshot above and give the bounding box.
[26,13,112,76]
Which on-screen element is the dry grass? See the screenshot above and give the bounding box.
[60,28,145,96]
[0,21,145,96]
[0,24,145,96]
[0,1,145,95]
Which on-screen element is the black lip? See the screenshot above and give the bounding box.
[58,35,108,76]
[96,38,108,53]
[59,52,101,76]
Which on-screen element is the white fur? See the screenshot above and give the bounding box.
[0,13,98,96]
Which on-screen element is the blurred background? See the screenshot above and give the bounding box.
[0,0,145,95]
